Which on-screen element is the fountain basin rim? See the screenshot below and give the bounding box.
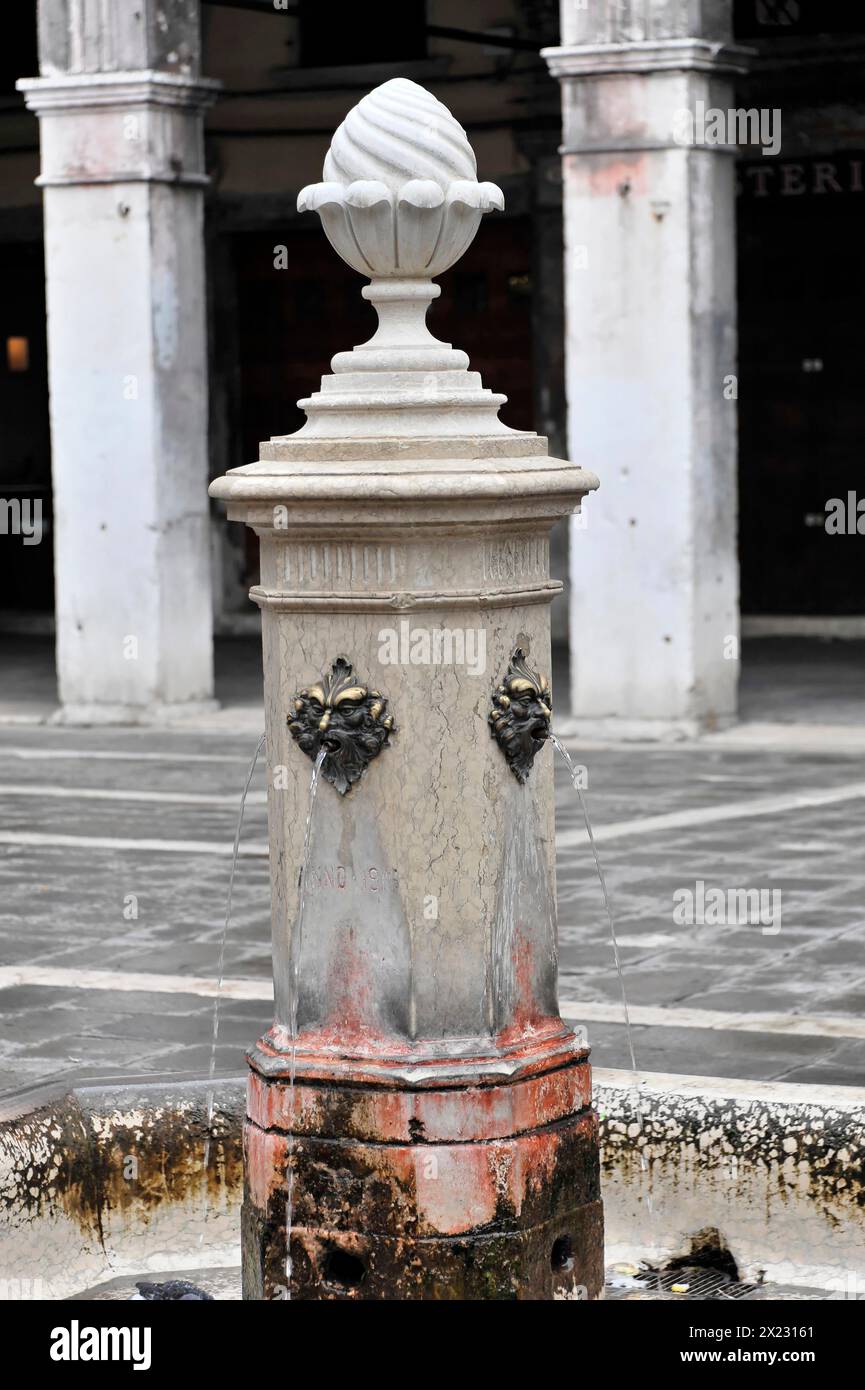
[5,1069,865,1297]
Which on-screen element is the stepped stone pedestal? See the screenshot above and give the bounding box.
[210,78,602,1300]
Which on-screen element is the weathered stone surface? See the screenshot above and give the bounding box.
[243,1196,604,1302]
[246,1113,599,1239]
[242,1063,602,1300]
[210,77,600,1299]
[0,1078,241,1299]
[246,1056,593,1142]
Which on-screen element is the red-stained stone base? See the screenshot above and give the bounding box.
[242,1049,604,1300]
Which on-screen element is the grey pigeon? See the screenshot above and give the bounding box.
[133,1280,214,1301]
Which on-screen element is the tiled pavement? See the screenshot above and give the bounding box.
[0,720,863,1095]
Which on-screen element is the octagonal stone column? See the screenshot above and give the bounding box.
[210,78,602,1301]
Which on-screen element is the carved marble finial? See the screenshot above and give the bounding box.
[293,79,515,440]
[299,78,504,279]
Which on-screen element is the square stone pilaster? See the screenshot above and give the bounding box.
[544,1,751,735]
[18,0,219,720]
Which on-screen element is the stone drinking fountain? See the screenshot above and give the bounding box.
[209,76,601,1301]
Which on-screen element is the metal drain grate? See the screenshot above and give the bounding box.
[606,1263,759,1301]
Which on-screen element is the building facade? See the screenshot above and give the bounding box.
[1,0,862,723]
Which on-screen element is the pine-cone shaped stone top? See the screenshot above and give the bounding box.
[298,78,504,278]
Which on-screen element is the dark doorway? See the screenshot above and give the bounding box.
[430,216,534,433]
[297,0,427,68]
[0,239,53,614]
[736,152,865,615]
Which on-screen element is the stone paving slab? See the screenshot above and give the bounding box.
[0,727,863,1093]
[585,1020,853,1083]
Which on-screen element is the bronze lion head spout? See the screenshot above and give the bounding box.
[489,648,552,783]
[288,657,394,795]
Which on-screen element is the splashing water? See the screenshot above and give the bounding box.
[550,733,654,1223]
[201,731,266,1248]
[550,735,639,1076]
[284,745,327,1299]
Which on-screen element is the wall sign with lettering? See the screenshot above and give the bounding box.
[737,154,865,199]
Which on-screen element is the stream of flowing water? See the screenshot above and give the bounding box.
[283,745,327,1299]
[200,732,266,1247]
[550,735,639,1077]
[549,734,654,1224]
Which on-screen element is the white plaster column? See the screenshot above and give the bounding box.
[544,3,749,736]
[18,1,219,721]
